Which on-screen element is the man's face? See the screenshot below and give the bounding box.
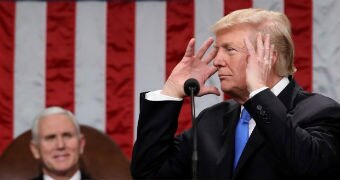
[30,114,85,176]
[213,24,254,97]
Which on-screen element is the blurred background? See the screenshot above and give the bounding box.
[0,0,339,159]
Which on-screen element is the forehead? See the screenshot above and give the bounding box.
[38,114,77,135]
[215,24,255,45]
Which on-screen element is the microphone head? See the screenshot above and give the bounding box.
[184,78,200,96]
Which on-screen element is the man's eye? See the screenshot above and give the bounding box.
[45,135,55,141]
[225,47,238,55]
[227,47,236,52]
[63,133,74,139]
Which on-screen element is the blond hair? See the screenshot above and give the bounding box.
[212,8,296,76]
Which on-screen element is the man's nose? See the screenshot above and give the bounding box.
[56,137,65,149]
[213,50,226,67]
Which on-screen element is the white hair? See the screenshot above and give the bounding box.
[31,106,81,143]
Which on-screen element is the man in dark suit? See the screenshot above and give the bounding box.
[30,106,90,180]
[131,8,340,179]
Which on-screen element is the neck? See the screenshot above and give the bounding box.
[43,167,79,180]
[231,75,283,105]
[228,88,249,105]
[267,74,283,89]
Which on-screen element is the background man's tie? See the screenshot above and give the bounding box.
[233,108,251,169]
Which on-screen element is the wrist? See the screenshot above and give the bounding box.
[162,81,185,98]
[248,83,267,93]
[249,86,268,98]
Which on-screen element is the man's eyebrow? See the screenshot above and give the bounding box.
[218,42,247,51]
[62,131,74,136]
[218,42,240,47]
[214,42,231,48]
[44,134,56,139]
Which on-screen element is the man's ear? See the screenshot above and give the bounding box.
[272,49,279,65]
[30,141,41,160]
[79,134,86,154]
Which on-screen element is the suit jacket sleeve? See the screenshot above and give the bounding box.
[244,88,340,176]
[131,92,193,178]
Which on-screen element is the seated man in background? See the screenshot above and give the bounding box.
[29,106,90,180]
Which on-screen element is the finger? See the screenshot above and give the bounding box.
[244,36,255,56]
[199,86,220,97]
[202,45,218,64]
[263,34,270,64]
[184,38,195,57]
[196,37,214,59]
[199,66,217,85]
[206,66,218,78]
[256,33,264,58]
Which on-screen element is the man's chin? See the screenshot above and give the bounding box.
[221,86,233,94]
[45,163,76,175]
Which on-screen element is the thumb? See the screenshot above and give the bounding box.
[198,86,220,97]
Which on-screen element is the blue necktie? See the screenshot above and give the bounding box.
[233,108,251,169]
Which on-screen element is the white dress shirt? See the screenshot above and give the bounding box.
[43,170,81,180]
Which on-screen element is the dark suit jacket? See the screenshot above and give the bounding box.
[31,171,91,180]
[131,78,340,180]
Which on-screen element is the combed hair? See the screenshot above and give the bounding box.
[212,8,296,76]
[31,106,81,143]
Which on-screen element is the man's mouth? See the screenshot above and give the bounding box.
[53,154,69,161]
[218,74,231,79]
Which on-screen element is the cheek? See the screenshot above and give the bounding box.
[38,144,55,163]
[230,58,247,75]
[40,142,54,154]
[232,59,247,84]
[67,140,82,153]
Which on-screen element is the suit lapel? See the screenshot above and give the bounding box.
[233,77,301,178]
[232,127,264,177]
[216,102,240,179]
[277,77,301,111]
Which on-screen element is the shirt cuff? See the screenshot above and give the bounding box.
[145,90,183,101]
[249,87,269,98]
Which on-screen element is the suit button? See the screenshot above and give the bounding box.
[264,116,271,124]
[260,110,266,116]
[256,105,262,110]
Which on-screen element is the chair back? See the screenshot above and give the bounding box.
[0,125,132,179]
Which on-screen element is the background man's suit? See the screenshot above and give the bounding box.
[131,78,340,180]
[31,172,90,180]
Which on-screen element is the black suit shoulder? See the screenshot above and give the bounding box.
[294,87,339,106]
[30,174,43,180]
[292,90,340,123]
[196,99,239,119]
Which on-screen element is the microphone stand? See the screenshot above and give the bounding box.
[184,78,200,180]
[189,87,198,180]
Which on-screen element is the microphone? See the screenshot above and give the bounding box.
[183,78,200,180]
[184,78,200,96]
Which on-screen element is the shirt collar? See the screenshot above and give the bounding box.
[43,170,81,180]
[271,77,289,96]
